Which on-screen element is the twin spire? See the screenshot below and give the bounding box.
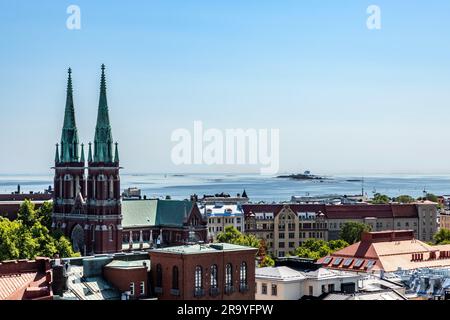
[56,65,119,164]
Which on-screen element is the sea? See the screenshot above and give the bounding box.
[2,173,450,202]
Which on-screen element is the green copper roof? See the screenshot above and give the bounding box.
[88,142,93,162]
[55,144,60,163]
[60,68,80,163]
[122,199,196,228]
[80,143,85,163]
[114,142,119,163]
[93,64,114,163]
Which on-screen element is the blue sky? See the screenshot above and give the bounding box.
[0,1,450,175]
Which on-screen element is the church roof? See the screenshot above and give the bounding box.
[93,64,116,163]
[121,199,196,228]
[59,68,80,163]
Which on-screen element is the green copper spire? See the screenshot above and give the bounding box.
[80,143,85,163]
[60,68,80,163]
[93,64,114,163]
[114,142,119,163]
[88,142,93,162]
[55,143,60,163]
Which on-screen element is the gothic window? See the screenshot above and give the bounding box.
[91,225,95,242]
[194,266,203,290]
[108,225,114,241]
[210,265,218,289]
[172,266,179,290]
[225,263,233,287]
[156,264,162,287]
[240,262,247,286]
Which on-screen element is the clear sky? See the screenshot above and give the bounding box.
[0,1,450,175]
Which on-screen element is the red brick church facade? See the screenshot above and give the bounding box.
[52,65,122,255]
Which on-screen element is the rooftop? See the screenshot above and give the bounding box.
[150,243,257,255]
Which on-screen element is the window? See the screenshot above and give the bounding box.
[195,266,203,290]
[279,233,285,239]
[172,266,179,290]
[156,264,162,287]
[271,284,277,296]
[130,282,135,296]
[328,284,335,292]
[240,262,247,286]
[278,251,285,257]
[308,286,313,296]
[279,242,285,248]
[262,283,268,295]
[140,281,145,296]
[322,285,326,293]
[225,264,233,287]
[210,265,218,289]
[289,233,295,239]
[289,242,295,248]
[108,225,114,241]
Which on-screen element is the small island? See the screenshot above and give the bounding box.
[277,171,328,181]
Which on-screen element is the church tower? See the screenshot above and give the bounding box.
[52,68,87,253]
[86,64,122,254]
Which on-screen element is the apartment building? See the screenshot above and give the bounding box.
[243,202,438,257]
[201,203,245,241]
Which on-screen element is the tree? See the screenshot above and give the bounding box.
[328,239,349,251]
[0,201,79,261]
[17,199,37,227]
[425,193,438,203]
[395,195,415,204]
[434,228,450,244]
[259,255,275,267]
[339,222,371,244]
[216,226,243,244]
[0,218,21,261]
[372,193,390,204]
[36,201,53,229]
[55,236,79,258]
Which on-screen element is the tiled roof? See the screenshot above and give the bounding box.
[242,203,419,219]
[0,272,36,300]
[319,231,450,272]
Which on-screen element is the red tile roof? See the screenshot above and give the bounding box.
[242,203,419,219]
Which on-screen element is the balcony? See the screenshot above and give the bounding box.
[224,285,234,295]
[209,287,220,297]
[239,284,249,293]
[194,288,205,297]
[170,289,180,296]
[154,287,163,294]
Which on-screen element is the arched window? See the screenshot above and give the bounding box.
[108,225,114,241]
[172,266,179,290]
[210,265,218,289]
[156,264,162,287]
[240,262,247,286]
[91,225,96,242]
[225,263,233,287]
[194,266,203,290]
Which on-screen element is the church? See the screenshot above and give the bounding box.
[51,66,207,255]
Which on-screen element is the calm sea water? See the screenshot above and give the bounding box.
[1,173,450,202]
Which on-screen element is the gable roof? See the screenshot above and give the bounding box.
[121,199,197,228]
